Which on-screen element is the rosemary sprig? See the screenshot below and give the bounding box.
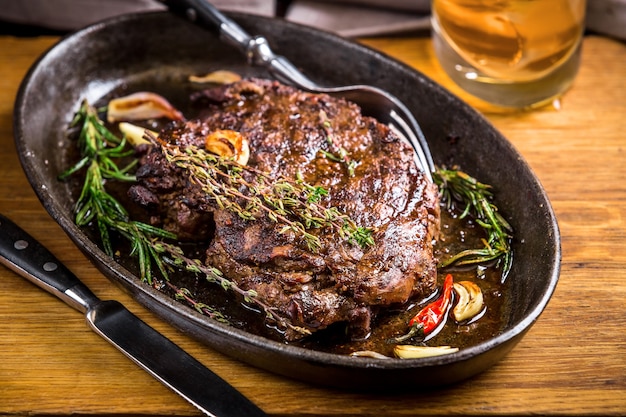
[60,100,136,182]
[433,167,513,279]
[60,98,513,339]
[60,100,312,333]
[59,100,176,284]
[152,134,374,252]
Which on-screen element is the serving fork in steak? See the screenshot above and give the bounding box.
[129,78,440,341]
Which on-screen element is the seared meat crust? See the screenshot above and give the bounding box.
[129,78,440,340]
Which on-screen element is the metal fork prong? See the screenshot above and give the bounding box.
[388,121,431,182]
[389,109,435,180]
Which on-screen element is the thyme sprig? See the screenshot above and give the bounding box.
[165,281,230,324]
[61,98,512,338]
[318,110,357,177]
[158,241,311,337]
[434,167,513,280]
[60,100,313,334]
[59,100,176,284]
[152,134,374,252]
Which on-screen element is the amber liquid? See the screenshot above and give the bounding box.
[432,0,586,107]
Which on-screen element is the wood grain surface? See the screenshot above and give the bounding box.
[0,33,625,416]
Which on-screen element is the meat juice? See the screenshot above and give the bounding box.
[431,0,586,107]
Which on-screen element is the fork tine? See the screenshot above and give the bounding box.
[388,108,435,181]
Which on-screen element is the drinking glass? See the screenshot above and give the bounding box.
[431,0,587,108]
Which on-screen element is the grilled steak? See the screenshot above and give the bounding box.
[129,78,440,340]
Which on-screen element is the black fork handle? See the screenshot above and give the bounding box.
[160,0,323,88]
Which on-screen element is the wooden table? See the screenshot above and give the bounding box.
[1,31,625,416]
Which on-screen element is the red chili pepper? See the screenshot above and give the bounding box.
[389,274,454,343]
[408,274,454,335]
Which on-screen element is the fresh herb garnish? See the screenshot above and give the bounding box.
[151,133,374,252]
[60,100,311,336]
[59,100,175,284]
[318,110,358,177]
[166,282,230,324]
[60,98,513,338]
[433,168,513,280]
[159,241,311,336]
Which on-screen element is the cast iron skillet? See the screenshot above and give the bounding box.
[13,11,560,390]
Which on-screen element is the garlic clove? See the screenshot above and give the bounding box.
[107,92,184,123]
[393,345,459,359]
[205,129,250,166]
[350,350,391,359]
[189,70,242,84]
[453,281,484,322]
[118,122,157,147]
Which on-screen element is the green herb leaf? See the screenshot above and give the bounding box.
[59,100,177,285]
[153,135,374,252]
[434,167,513,280]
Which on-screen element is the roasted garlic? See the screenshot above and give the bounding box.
[452,281,484,322]
[107,92,184,123]
[350,350,390,359]
[393,345,459,359]
[118,122,156,147]
[188,70,242,84]
[205,129,250,165]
